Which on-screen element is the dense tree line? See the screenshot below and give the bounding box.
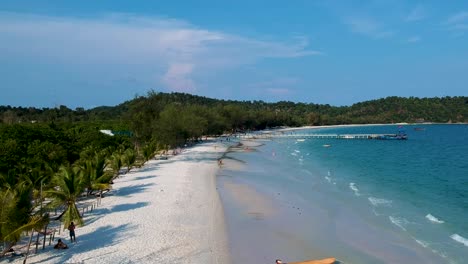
[0,92,466,257]
[124,93,467,145]
[0,122,142,257]
[2,94,466,129]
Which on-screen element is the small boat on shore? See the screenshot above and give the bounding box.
[289,257,336,264]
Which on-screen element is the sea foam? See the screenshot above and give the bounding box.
[414,238,429,248]
[389,216,408,231]
[425,214,444,224]
[349,182,360,196]
[368,197,392,207]
[450,234,468,247]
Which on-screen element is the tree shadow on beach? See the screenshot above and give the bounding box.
[116,182,155,197]
[133,175,157,181]
[83,208,110,226]
[83,202,149,226]
[26,224,135,264]
[111,202,149,213]
[132,164,160,173]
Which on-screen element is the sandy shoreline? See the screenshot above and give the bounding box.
[12,141,231,264]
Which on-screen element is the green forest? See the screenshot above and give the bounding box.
[0,92,467,257]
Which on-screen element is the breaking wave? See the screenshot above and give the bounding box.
[349,182,360,196]
[450,234,468,247]
[389,216,408,231]
[425,214,444,224]
[368,197,392,207]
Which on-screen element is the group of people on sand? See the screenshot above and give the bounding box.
[7,222,76,258]
[53,222,76,250]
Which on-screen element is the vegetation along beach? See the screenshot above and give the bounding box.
[1,1,468,263]
[1,93,467,264]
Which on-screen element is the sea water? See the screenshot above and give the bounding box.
[218,124,468,263]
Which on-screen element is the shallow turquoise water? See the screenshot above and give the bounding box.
[219,124,467,263]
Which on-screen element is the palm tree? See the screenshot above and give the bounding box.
[0,187,24,253]
[0,184,49,257]
[82,151,113,197]
[19,166,53,210]
[122,148,136,173]
[45,165,84,229]
[142,141,157,163]
[107,150,123,179]
[80,151,109,196]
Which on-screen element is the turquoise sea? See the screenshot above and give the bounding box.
[218,124,468,263]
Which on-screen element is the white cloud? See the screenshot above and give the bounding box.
[453,24,468,30]
[406,4,426,22]
[345,17,394,39]
[161,63,196,92]
[249,77,299,88]
[407,36,421,43]
[247,77,298,97]
[444,11,468,35]
[0,12,320,92]
[446,11,468,24]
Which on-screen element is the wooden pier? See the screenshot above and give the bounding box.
[237,132,407,140]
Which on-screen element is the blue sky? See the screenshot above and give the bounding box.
[1,0,467,108]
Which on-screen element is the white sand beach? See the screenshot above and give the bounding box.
[11,141,231,264]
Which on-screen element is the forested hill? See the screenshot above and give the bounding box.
[0,92,466,189]
[1,93,467,127]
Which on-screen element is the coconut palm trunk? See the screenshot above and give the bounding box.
[45,165,85,228]
[22,230,34,264]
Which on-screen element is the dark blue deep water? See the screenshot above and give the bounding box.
[219,124,468,263]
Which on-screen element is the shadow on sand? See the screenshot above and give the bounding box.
[116,183,155,197]
[27,224,135,264]
[111,202,149,213]
[132,164,160,173]
[84,202,149,226]
[134,175,157,181]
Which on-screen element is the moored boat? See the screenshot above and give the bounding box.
[289,257,336,264]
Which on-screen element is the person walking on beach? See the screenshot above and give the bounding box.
[68,222,76,242]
